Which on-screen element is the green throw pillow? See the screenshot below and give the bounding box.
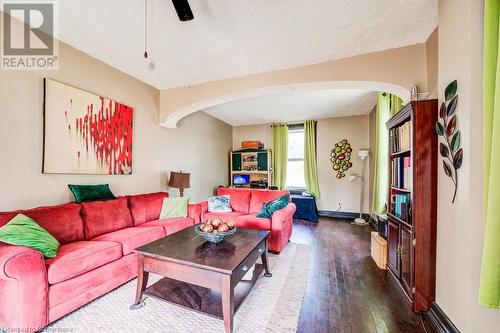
[0,214,60,258]
[68,184,116,203]
[159,197,189,219]
[256,194,290,218]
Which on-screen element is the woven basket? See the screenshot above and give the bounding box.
[194,224,237,243]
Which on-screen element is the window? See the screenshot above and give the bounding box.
[286,125,306,189]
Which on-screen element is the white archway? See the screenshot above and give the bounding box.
[160,81,410,128]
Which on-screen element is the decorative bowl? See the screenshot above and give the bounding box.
[194,224,237,243]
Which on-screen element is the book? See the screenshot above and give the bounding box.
[392,193,411,221]
[390,121,411,153]
[391,157,412,189]
[403,156,412,190]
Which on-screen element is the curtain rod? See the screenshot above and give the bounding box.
[270,121,314,128]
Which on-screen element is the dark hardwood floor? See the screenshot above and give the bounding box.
[291,217,436,333]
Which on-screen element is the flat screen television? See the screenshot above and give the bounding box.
[233,174,250,186]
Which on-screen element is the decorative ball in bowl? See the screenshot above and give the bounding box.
[195,219,237,243]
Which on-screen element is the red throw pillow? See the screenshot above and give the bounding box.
[216,188,251,213]
[0,203,84,244]
[81,197,132,239]
[128,192,169,225]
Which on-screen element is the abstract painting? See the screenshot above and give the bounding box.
[43,79,133,175]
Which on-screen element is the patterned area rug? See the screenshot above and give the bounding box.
[44,243,310,333]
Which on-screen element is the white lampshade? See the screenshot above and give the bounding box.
[358,149,369,159]
[348,174,361,182]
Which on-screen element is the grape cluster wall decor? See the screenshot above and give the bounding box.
[436,80,462,203]
[331,139,353,179]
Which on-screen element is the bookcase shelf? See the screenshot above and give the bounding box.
[390,148,411,157]
[385,99,438,312]
[387,212,412,229]
[390,186,412,193]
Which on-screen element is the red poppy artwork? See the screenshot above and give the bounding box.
[43,79,133,175]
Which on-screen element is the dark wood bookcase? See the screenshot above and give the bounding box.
[385,99,438,312]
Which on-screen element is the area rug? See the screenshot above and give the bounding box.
[44,243,310,333]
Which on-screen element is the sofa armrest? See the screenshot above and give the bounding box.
[188,203,202,224]
[0,243,48,330]
[199,201,209,218]
[271,203,296,230]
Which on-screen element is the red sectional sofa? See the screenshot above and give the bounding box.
[0,192,200,332]
[200,188,296,253]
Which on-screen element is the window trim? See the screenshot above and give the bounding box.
[288,123,304,130]
[285,124,306,190]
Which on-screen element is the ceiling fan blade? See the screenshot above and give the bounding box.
[171,0,194,21]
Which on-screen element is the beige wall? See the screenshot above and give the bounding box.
[0,21,232,210]
[426,29,439,99]
[232,124,272,150]
[160,43,431,127]
[316,116,371,213]
[436,0,500,332]
[232,115,372,213]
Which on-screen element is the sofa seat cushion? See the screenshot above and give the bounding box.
[0,203,84,244]
[216,188,252,213]
[203,211,245,222]
[142,217,194,235]
[92,226,165,255]
[81,198,133,240]
[46,240,122,284]
[48,253,136,320]
[128,192,168,226]
[235,214,271,230]
[249,190,290,214]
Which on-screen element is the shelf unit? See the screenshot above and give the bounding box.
[230,149,272,188]
[385,99,438,312]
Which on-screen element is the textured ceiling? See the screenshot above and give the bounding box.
[203,89,378,126]
[54,0,437,89]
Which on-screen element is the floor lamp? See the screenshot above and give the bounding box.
[348,149,370,225]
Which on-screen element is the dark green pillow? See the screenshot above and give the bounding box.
[68,184,116,203]
[0,214,60,258]
[257,194,290,218]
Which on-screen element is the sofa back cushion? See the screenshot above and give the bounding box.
[0,203,84,244]
[81,197,132,239]
[216,188,251,213]
[128,192,169,226]
[249,189,290,214]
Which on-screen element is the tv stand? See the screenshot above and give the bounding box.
[230,149,272,188]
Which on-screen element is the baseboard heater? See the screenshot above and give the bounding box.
[427,302,460,333]
[318,210,371,221]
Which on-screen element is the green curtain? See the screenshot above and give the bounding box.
[479,0,500,309]
[304,120,321,198]
[371,93,391,214]
[391,94,403,115]
[272,124,288,190]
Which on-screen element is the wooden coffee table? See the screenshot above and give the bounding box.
[131,225,271,333]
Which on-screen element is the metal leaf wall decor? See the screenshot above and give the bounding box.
[330,139,353,179]
[436,80,462,203]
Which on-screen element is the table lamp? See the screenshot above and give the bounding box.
[168,171,190,197]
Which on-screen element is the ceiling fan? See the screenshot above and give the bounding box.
[143,0,193,59]
[171,0,194,21]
